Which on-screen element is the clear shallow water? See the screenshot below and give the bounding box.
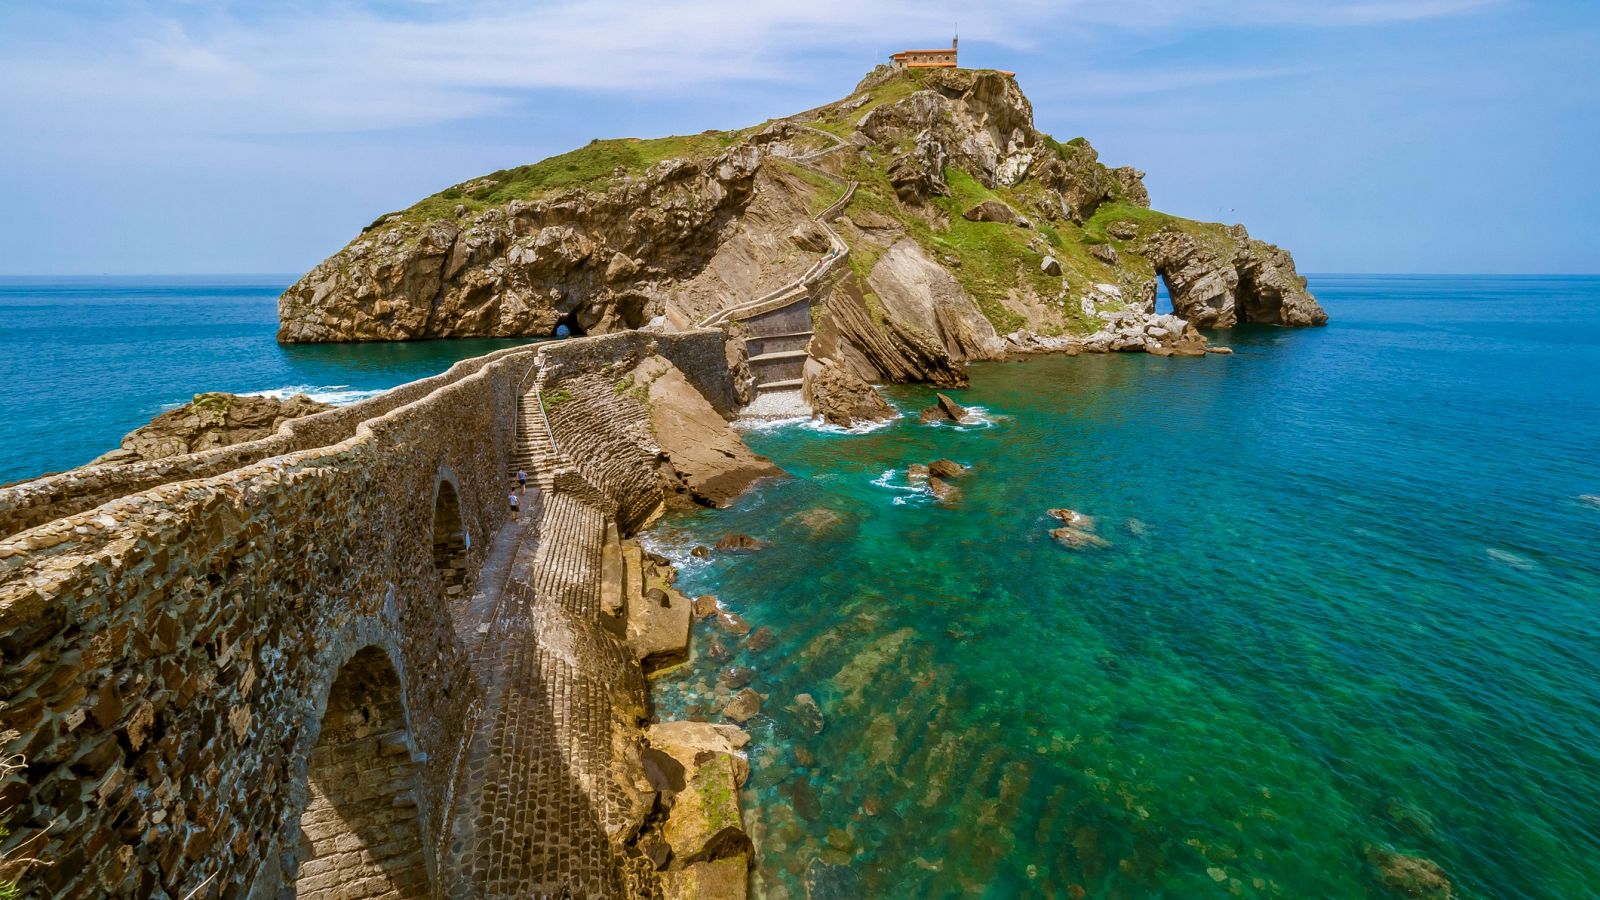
[0,276,536,483]
[646,276,1600,899]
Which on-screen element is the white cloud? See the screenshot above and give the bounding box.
[0,0,1499,137]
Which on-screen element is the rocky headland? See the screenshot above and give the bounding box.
[279,65,1325,427]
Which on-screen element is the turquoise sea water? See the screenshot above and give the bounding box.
[0,276,535,483]
[645,276,1600,898]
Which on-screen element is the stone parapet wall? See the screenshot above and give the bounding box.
[0,345,539,898]
[0,344,542,541]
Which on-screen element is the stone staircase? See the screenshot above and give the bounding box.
[698,128,858,416]
[508,355,561,494]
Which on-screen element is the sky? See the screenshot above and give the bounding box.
[0,0,1595,275]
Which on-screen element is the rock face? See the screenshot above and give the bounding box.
[1140,226,1327,327]
[278,144,764,342]
[633,357,783,506]
[89,392,331,466]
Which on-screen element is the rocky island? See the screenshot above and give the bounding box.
[280,64,1324,424]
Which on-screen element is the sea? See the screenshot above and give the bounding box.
[642,276,1600,898]
[3,275,1598,898]
[0,276,534,483]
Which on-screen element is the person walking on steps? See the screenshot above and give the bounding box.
[508,487,519,520]
[517,468,528,492]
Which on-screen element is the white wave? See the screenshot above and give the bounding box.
[923,404,1006,430]
[734,414,813,433]
[243,384,389,406]
[800,414,899,436]
[871,467,932,504]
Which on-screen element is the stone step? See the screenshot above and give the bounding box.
[756,378,804,392]
[749,349,810,364]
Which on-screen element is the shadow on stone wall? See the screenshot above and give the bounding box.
[293,646,430,898]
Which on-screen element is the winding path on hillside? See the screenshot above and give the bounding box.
[698,126,859,414]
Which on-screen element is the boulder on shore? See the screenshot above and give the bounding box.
[645,721,752,881]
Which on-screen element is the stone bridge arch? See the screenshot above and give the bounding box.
[431,464,471,611]
[283,638,433,899]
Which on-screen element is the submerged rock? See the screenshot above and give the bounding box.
[1051,527,1109,550]
[789,693,826,735]
[1364,846,1452,899]
[1580,494,1600,510]
[792,508,844,535]
[747,627,777,652]
[715,533,767,552]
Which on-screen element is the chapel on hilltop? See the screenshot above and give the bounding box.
[890,35,958,69]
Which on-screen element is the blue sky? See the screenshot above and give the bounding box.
[1,0,1595,275]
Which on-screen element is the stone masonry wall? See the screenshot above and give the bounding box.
[0,345,542,541]
[0,346,539,898]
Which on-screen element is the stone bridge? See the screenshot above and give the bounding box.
[0,330,742,898]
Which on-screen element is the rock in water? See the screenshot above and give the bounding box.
[1579,494,1600,510]
[715,533,766,552]
[936,392,968,422]
[692,595,719,619]
[716,611,751,636]
[928,477,962,505]
[1051,527,1109,550]
[723,688,763,723]
[1364,846,1452,899]
[803,360,896,428]
[89,392,332,466]
[928,458,967,478]
[1048,508,1096,530]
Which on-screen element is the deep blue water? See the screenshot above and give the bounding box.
[644,276,1600,898]
[0,276,535,483]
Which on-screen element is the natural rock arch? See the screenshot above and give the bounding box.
[432,470,469,607]
[293,645,431,898]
